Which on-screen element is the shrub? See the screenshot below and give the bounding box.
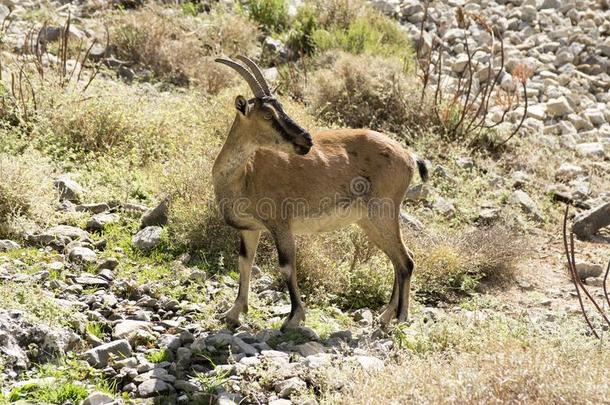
[305,52,429,139]
[243,0,290,33]
[0,151,56,238]
[409,225,522,303]
[111,6,260,91]
[313,11,412,58]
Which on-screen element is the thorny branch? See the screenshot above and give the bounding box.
[416,4,530,144]
[563,204,610,339]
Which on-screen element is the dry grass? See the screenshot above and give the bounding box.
[323,314,610,404]
[305,52,431,139]
[111,6,260,91]
[409,225,522,303]
[0,151,57,238]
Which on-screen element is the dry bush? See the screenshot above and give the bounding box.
[304,52,433,140]
[295,227,392,310]
[0,151,56,238]
[36,80,208,162]
[306,0,364,29]
[111,6,260,92]
[408,225,521,303]
[324,315,610,404]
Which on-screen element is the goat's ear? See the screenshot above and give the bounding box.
[235,95,249,116]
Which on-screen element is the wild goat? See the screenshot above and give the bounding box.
[214,56,428,330]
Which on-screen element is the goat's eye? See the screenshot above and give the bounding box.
[264,113,273,120]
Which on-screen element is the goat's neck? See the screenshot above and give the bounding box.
[213,119,257,198]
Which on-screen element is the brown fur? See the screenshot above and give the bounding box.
[214,96,419,330]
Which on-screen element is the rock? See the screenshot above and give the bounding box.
[138,379,171,398]
[82,392,114,405]
[113,320,152,341]
[263,37,290,63]
[293,341,325,357]
[400,211,423,232]
[68,246,98,264]
[452,54,470,73]
[527,104,546,120]
[274,376,306,398]
[573,260,604,280]
[140,197,170,228]
[584,277,605,287]
[546,96,573,117]
[82,339,132,368]
[231,337,258,356]
[75,274,109,288]
[54,176,84,203]
[575,143,605,158]
[97,257,119,271]
[175,379,199,392]
[132,226,163,250]
[510,190,543,221]
[0,240,20,251]
[269,400,292,405]
[353,308,373,325]
[572,202,610,240]
[405,184,430,201]
[87,213,120,231]
[76,203,111,214]
[352,355,385,372]
[30,225,89,248]
[433,197,456,218]
[555,163,585,182]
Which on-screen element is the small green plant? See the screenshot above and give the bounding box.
[146,348,171,364]
[195,369,230,394]
[86,322,105,340]
[182,1,207,16]
[9,381,88,403]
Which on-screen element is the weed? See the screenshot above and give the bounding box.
[146,348,171,363]
[85,322,104,340]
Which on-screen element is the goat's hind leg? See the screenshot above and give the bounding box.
[223,230,261,328]
[359,217,414,325]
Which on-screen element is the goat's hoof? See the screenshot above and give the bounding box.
[378,306,397,327]
[280,308,306,331]
[222,310,242,329]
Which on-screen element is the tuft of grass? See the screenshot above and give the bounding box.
[8,381,88,404]
[0,151,57,238]
[146,348,171,364]
[86,322,105,340]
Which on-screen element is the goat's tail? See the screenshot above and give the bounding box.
[415,155,429,183]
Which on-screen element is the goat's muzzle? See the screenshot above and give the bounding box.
[293,132,313,155]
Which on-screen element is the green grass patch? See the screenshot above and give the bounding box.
[146,348,171,364]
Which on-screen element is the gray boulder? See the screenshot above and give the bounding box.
[0,240,20,252]
[82,339,132,368]
[54,176,84,203]
[572,202,610,240]
[132,226,163,251]
[140,197,170,228]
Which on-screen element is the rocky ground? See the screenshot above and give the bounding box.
[0,0,609,404]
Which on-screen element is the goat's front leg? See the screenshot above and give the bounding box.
[223,230,261,327]
[273,230,306,330]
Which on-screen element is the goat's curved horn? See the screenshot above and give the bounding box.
[215,57,265,99]
[235,55,272,96]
